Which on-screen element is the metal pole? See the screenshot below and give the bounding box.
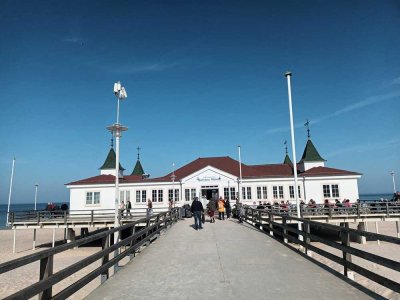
[7,157,16,226]
[114,125,121,231]
[285,72,302,237]
[172,163,175,203]
[238,145,242,203]
[34,184,39,211]
[390,171,396,193]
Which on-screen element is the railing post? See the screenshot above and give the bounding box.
[37,212,40,225]
[258,211,263,230]
[328,206,333,218]
[340,223,353,279]
[269,213,274,236]
[303,222,311,255]
[100,234,109,284]
[39,255,54,300]
[386,203,390,217]
[282,217,288,243]
[251,209,254,225]
[63,211,67,224]
[91,210,94,224]
[356,203,361,217]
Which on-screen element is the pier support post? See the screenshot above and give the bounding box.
[375,222,380,246]
[13,228,16,254]
[67,228,76,243]
[356,222,367,244]
[283,218,288,244]
[33,229,36,250]
[39,255,54,299]
[269,214,274,236]
[100,234,109,284]
[52,228,56,248]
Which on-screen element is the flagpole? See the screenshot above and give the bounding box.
[7,157,16,226]
[285,72,302,239]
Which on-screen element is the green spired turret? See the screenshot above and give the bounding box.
[299,139,325,163]
[283,140,292,165]
[131,146,145,175]
[99,148,125,171]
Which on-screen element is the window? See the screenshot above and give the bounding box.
[273,186,278,199]
[158,190,163,202]
[257,187,262,199]
[190,189,196,200]
[247,187,252,200]
[323,185,331,198]
[278,186,284,199]
[262,186,267,199]
[120,190,130,203]
[332,185,339,198]
[136,191,141,203]
[323,184,339,198]
[230,187,236,200]
[289,186,295,199]
[185,189,190,201]
[224,188,229,200]
[169,189,179,201]
[86,192,100,205]
[242,187,246,200]
[141,190,146,203]
[152,190,157,202]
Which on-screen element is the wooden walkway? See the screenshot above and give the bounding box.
[86,218,374,300]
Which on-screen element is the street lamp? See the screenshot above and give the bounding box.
[285,71,302,239]
[171,163,176,206]
[34,184,39,211]
[238,145,242,204]
[390,171,397,193]
[107,81,128,231]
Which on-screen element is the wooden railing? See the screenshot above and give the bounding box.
[243,207,400,294]
[8,207,170,226]
[0,208,180,300]
[256,201,400,218]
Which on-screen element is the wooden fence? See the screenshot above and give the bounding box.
[244,207,400,294]
[0,208,180,300]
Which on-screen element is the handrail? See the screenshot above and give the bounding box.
[0,208,180,300]
[243,207,400,294]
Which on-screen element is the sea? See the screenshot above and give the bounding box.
[0,193,394,230]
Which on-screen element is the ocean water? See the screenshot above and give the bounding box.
[0,203,63,230]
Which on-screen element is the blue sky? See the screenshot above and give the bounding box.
[0,0,399,204]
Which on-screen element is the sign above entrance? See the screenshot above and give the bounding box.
[197,176,221,182]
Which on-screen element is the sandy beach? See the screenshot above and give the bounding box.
[0,221,399,299]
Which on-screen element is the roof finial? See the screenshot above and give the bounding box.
[137,146,141,160]
[284,140,288,154]
[304,119,311,139]
[110,132,114,148]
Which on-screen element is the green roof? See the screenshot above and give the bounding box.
[283,154,293,165]
[299,139,325,163]
[131,160,145,175]
[99,148,125,170]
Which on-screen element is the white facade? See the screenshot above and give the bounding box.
[67,164,361,210]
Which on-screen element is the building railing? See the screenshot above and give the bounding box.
[243,207,400,294]
[0,208,180,300]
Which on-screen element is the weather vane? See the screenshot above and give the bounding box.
[137,146,141,160]
[284,140,288,154]
[304,119,311,139]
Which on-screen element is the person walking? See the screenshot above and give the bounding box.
[119,200,125,219]
[218,196,225,220]
[207,197,217,223]
[126,200,132,217]
[190,197,204,230]
[147,199,153,217]
[225,199,232,219]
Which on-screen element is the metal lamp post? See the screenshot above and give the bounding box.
[34,184,39,211]
[238,145,242,204]
[285,72,302,238]
[107,81,128,231]
[171,163,176,206]
[6,157,16,226]
[390,171,397,193]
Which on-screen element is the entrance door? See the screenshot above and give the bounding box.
[201,186,219,200]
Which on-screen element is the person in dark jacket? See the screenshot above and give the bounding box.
[225,199,232,219]
[207,198,217,223]
[190,197,204,230]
